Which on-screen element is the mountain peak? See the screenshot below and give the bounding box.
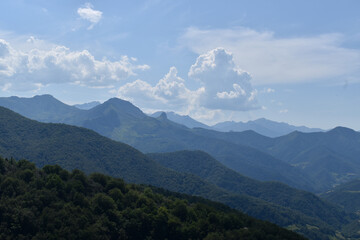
[157,112,168,121]
[328,126,356,135]
[102,98,139,110]
[31,94,61,102]
[105,97,130,104]
[33,94,55,98]
[91,97,146,120]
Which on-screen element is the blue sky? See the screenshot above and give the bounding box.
[0,0,359,129]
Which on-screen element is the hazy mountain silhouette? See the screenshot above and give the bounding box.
[212,118,324,137]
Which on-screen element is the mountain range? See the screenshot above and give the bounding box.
[0,95,313,191]
[190,128,360,192]
[150,111,323,137]
[0,103,358,238]
[212,118,324,137]
[150,111,211,129]
[1,95,359,194]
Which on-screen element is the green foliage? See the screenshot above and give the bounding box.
[149,150,356,240]
[194,127,360,193]
[0,105,326,238]
[0,157,306,240]
[0,102,357,239]
[321,179,360,214]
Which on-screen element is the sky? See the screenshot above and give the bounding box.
[0,0,359,130]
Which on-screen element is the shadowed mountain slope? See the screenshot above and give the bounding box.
[151,111,211,129]
[148,150,350,230]
[0,106,357,239]
[192,127,360,192]
[212,118,323,137]
[0,95,313,191]
[321,179,360,214]
[0,106,340,239]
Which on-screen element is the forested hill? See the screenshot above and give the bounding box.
[321,179,360,214]
[0,157,306,240]
[0,106,333,239]
[0,104,357,239]
[192,127,360,192]
[148,150,349,227]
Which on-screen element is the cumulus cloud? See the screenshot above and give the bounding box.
[117,48,258,113]
[180,27,360,85]
[0,39,149,91]
[77,3,103,30]
[118,67,201,111]
[189,48,258,111]
[0,39,10,57]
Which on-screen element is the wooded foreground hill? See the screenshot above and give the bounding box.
[0,157,306,240]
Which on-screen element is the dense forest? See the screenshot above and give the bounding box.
[0,157,306,240]
[321,179,360,214]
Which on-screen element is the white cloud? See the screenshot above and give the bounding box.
[279,109,289,114]
[180,27,360,85]
[118,66,201,111]
[189,48,259,111]
[260,88,275,93]
[77,3,103,30]
[0,39,149,92]
[0,39,10,57]
[117,48,259,113]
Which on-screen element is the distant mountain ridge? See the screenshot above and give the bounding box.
[0,95,313,191]
[150,111,323,137]
[74,101,101,110]
[0,95,358,194]
[0,94,82,124]
[150,111,211,129]
[191,127,360,192]
[212,118,324,137]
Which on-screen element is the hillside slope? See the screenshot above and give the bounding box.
[321,179,360,214]
[0,95,313,191]
[148,151,350,231]
[0,106,333,239]
[0,157,307,240]
[212,118,323,137]
[192,127,360,192]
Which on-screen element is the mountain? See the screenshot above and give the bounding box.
[321,179,360,214]
[148,151,351,228]
[257,128,360,192]
[320,179,360,238]
[212,118,323,137]
[0,94,82,124]
[151,111,211,129]
[3,95,359,193]
[191,127,360,192]
[0,158,307,240]
[74,101,101,110]
[0,95,313,191]
[0,106,335,238]
[1,105,358,239]
[104,109,313,191]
